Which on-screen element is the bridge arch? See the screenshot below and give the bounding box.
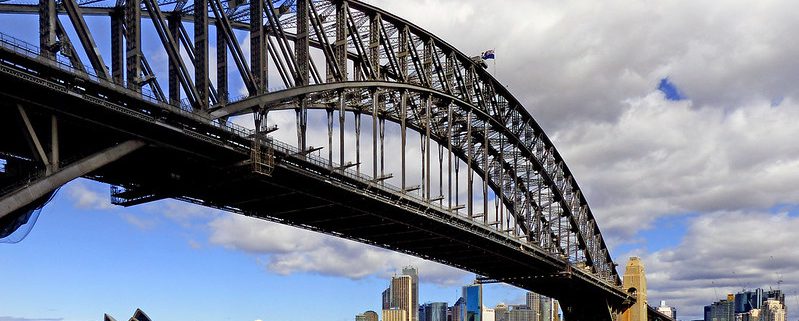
[0,0,628,318]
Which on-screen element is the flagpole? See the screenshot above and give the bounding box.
[493,57,497,79]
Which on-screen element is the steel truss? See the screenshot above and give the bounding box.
[0,0,621,305]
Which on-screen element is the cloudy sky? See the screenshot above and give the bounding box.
[2,0,799,321]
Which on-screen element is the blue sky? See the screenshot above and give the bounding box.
[0,180,526,321]
[4,1,799,321]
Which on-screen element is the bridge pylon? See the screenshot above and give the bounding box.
[619,257,647,321]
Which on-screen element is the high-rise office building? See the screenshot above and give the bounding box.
[494,303,509,321]
[481,307,495,321]
[731,288,785,320]
[403,267,420,321]
[551,301,560,321]
[507,306,534,321]
[539,298,555,321]
[385,309,409,321]
[383,287,392,310]
[735,289,764,314]
[526,293,540,313]
[391,275,414,321]
[764,290,785,307]
[422,302,448,321]
[656,301,677,320]
[452,297,465,321]
[704,294,735,321]
[760,299,785,321]
[522,292,559,321]
[462,284,483,321]
[364,311,379,321]
[540,299,550,321]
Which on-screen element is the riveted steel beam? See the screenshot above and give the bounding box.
[61,0,110,79]
[125,0,141,92]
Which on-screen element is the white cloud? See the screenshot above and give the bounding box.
[208,213,469,285]
[554,94,799,241]
[143,200,220,228]
[65,181,113,210]
[635,210,799,319]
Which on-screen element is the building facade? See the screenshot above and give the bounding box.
[526,293,540,318]
[385,309,409,321]
[383,288,392,310]
[705,294,735,321]
[507,306,534,321]
[759,299,785,321]
[422,302,448,321]
[364,311,379,321]
[462,284,482,321]
[482,307,495,321]
[494,303,509,321]
[391,275,413,321]
[403,267,420,321]
[655,301,677,320]
[452,297,465,321]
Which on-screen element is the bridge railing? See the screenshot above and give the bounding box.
[0,31,254,143]
[262,137,453,216]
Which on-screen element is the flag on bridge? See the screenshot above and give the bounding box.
[481,49,495,60]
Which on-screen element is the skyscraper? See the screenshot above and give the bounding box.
[403,267,420,321]
[391,275,413,321]
[526,293,540,313]
[733,288,785,319]
[462,284,483,321]
[704,294,734,321]
[507,306,534,321]
[760,299,786,321]
[383,288,392,310]
[364,311,379,321]
[452,297,465,321]
[494,303,509,321]
[481,306,495,321]
[656,301,677,320]
[422,302,448,321]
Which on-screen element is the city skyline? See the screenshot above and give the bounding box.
[2,0,799,321]
[373,269,562,321]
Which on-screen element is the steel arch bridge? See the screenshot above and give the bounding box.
[0,0,632,319]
